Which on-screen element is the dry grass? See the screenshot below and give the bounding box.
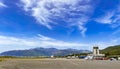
[0,58,4,62]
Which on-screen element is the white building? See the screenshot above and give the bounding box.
[86,46,105,60]
[118,57,120,60]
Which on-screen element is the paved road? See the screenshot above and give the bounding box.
[0,59,120,69]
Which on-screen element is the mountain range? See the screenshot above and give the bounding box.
[0,47,90,56]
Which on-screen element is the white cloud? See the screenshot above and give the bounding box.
[112,29,120,35]
[0,35,90,52]
[95,5,120,28]
[90,38,120,50]
[0,1,7,8]
[0,34,120,52]
[20,0,94,36]
[95,12,114,24]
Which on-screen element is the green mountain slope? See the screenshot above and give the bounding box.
[101,45,120,56]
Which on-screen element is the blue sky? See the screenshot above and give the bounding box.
[0,0,120,52]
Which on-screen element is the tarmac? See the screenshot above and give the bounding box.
[0,58,120,69]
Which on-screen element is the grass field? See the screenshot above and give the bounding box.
[0,58,120,69]
[0,59,2,62]
[0,58,5,62]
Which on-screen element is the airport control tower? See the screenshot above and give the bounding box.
[86,46,105,60]
[93,46,99,55]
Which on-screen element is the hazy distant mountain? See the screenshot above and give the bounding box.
[0,47,90,56]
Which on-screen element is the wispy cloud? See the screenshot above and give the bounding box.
[90,38,120,50]
[0,1,7,8]
[111,27,120,37]
[0,34,90,51]
[20,0,94,37]
[95,5,120,28]
[0,34,120,52]
[95,12,114,24]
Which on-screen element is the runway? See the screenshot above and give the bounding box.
[0,58,120,69]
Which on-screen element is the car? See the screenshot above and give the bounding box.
[110,58,117,61]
